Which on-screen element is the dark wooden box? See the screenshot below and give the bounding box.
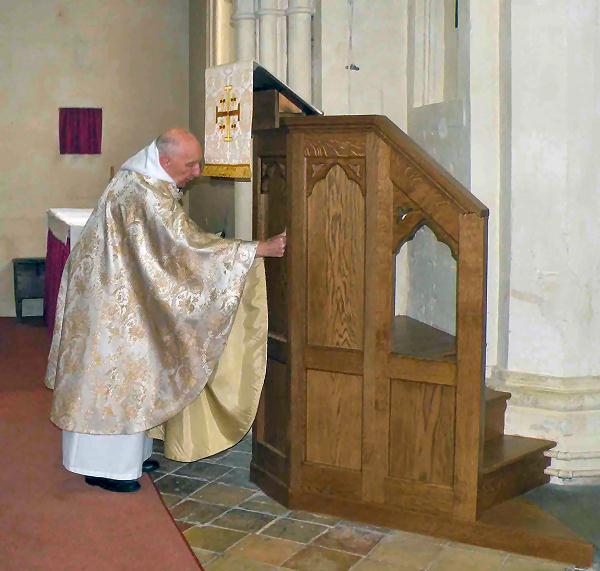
[12,257,45,320]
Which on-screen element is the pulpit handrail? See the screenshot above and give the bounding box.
[282,114,489,218]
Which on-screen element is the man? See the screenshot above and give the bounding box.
[45,128,285,493]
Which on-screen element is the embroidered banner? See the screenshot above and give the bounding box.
[203,61,254,179]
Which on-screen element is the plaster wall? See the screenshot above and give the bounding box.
[0,0,189,316]
[469,0,502,369]
[403,0,470,335]
[317,0,408,130]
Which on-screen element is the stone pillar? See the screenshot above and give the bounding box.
[491,0,600,484]
[257,0,283,75]
[232,0,256,240]
[208,0,235,66]
[287,0,314,102]
[232,0,256,61]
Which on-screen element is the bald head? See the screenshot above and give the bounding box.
[157,128,202,187]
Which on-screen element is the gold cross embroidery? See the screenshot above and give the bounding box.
[216,85,240,142]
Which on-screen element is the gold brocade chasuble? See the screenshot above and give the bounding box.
[46,170,267,460]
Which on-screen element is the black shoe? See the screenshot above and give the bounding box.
[142,459,160,473]
[84,476,141,493]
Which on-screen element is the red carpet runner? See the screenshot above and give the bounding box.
[0,318,202,570]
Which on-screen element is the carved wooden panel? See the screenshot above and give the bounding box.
[304,133,366,158]
[393,211,426,253]
[391,154,460,248]
[306,370,362,470]
[392,183,458,257]
[307,159,365,192]
[260,158,288,338]
[388,379,455,486]
[307,164,365,350]
[256,359,288,456]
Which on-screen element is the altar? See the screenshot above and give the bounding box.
[44,208,93,332]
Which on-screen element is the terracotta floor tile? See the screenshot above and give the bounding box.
[240,497,290,516]
[159,492,181,508]
[176,520,194,532]
[192,547,218,566]
[211,508,275,533]
[501,554,571,570]
[174,461,233,481]
[155,474,208,497]
[183,525,246,552]
[225,533,303,566]
[261,518,328,543]
[428,545,507,570]
[205,553,279,570]
[387,529,447,544]
[287,510,340,526]
[368,533,443,568]
[190,482,256,506]
[351,560,407,571]
[313,524,384,556]
[281,545,360,571]
[250,492,282,503]
[170,499,228,524]
[340,521,394,535]
[215,467,258,489]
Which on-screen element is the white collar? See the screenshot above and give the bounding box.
[120,140,176,184]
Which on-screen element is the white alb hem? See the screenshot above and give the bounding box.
[62,430,153,481]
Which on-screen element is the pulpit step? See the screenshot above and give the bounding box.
[484,388,510,442]
[478,435,555,515]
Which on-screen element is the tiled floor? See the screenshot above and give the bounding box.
[151,436,588,571]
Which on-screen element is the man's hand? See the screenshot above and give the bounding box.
[256,230,286,258]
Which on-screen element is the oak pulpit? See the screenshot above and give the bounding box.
[249,115,593,567]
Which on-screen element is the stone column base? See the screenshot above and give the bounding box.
[489,368,600,485]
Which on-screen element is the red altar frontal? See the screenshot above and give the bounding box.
[44,208,92,332]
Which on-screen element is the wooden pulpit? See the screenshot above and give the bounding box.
[249,115,593,567]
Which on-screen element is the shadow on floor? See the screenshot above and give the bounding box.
[527,484,600,569]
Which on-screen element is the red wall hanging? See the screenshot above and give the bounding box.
[59,107,102,154]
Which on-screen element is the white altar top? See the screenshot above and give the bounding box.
[47,208,93,246]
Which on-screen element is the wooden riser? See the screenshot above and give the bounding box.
[251,464,594,568]
[479,435,555,513]
[478,453,551,514]
[484,388,510,442]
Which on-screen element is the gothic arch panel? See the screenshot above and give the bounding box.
[306,163,365,350]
